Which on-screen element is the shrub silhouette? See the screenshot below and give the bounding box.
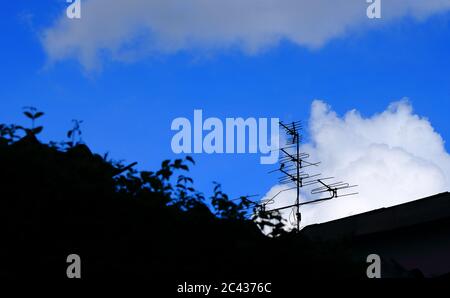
[0,110,363,280]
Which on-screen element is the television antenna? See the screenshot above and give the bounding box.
[255,121,358,232]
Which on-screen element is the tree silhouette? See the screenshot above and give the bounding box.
[0,109,363,280]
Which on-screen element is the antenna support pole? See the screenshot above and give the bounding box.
[295,125,301,232]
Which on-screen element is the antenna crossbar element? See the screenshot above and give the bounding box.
[311,179,358,197]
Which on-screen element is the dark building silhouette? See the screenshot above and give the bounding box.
[302,192,450,277]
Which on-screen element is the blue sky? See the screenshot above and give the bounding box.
[1,1,450,202]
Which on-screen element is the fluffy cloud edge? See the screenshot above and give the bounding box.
[261,99,450,228]
[40,0,450,70]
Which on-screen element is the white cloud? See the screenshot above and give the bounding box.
[41,0,450,70]
[262,100,450,228]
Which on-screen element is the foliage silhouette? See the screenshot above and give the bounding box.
[66,119,83,148]
[0,110,363,280]
[22,106,44,135]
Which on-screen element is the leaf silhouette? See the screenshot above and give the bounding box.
[32,126,43,135]
[23,111,34,119]
[186,156,195,165]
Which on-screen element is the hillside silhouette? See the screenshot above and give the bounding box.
[0,110,363,280]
